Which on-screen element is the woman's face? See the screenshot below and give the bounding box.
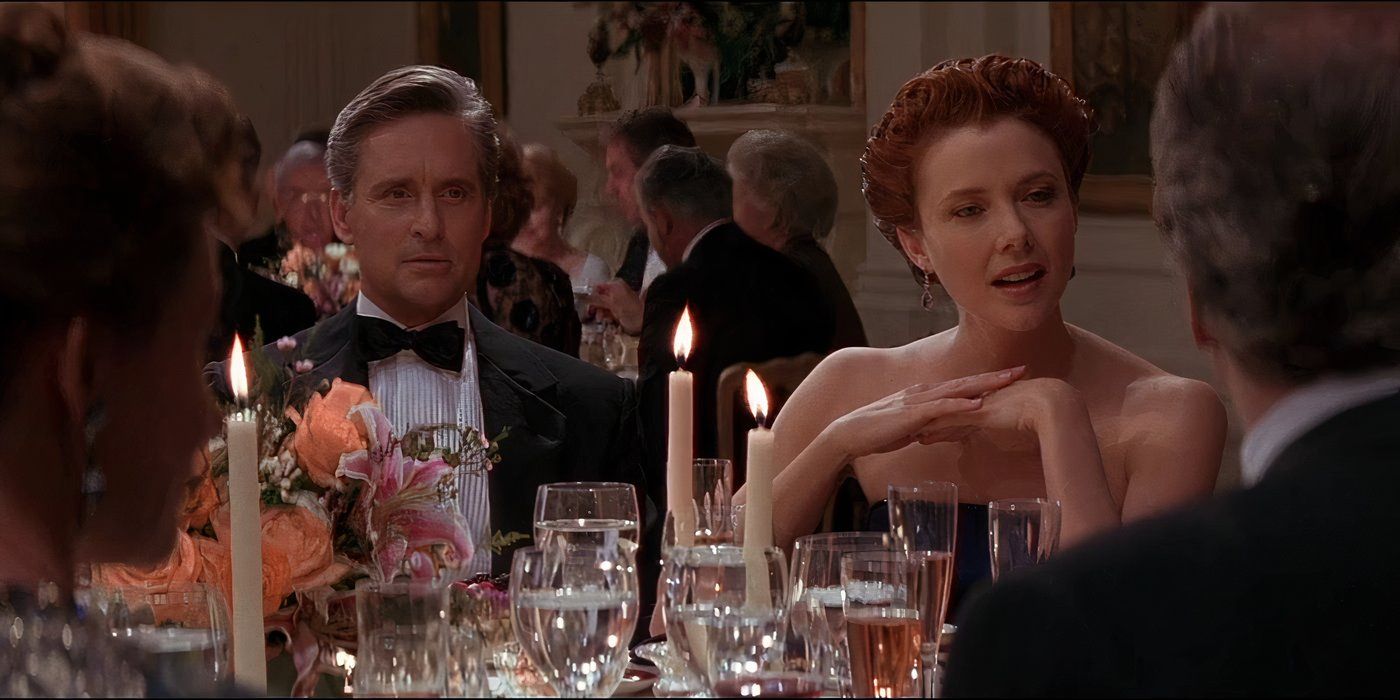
[899,117,1076,332]
[83,236,220,565]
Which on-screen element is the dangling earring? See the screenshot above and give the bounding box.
[80,401,107,525]
[920,271,938,311]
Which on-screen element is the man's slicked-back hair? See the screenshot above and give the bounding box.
[607,106,697,165]
[326,65,499,201]
[635,145,732,225]
[1152,3,1400,382]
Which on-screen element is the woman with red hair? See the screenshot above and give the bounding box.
[762,55,1226,611]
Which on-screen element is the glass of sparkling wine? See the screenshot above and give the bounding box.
[888,481,959,697]
[354,580,450,698]
[988,498,1061,581]
[510,543,640,698]
[789,532,891,693]
[534,482,641,551]
[841,551,922,699]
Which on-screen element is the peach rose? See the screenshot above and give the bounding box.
[260,504,349,590]
[196,534,293,617]
[181,449,222,530]
[289,379,374,488]
[95,530,203,591]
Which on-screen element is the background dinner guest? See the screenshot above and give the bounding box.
[476,130,582,355]
[633,145,833,509]
[190,74,316,363]
[517,142,613,292]
[0,4,223,693]
[946,4,1400,696]
[590,107,698,335]
[727,128,868,349]
[758,54,1226,616]
[239,128,335,273]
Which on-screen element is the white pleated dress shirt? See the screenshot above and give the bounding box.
[355,293,492,575]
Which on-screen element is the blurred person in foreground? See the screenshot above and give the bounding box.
[0,4,226,694]
[947,4,1400,695]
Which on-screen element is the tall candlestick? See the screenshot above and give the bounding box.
[226,336,267,694]
[667,307,696,547]
[742,370,774,608]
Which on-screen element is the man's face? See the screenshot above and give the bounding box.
[603,140,641,226]
[330,112,491,327]
[274,154,335,249]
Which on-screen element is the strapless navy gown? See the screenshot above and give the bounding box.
[865,501,991,618]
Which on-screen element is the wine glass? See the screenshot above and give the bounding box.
[841,551,922,699]
[888,481,958,696]
[789,532,890,693]
[662,543,788,695]
[533,482,641,553]
[99,582,231,692]
[511,543,640,698]
[354,580,450,698]
[988,498,1061,581]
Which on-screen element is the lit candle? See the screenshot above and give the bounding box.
[742,370,775,608]
[667,307,696,547]
[226,336,267,694]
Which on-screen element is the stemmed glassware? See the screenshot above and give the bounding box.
[533,481,641,551]
[789,531,890,694]
[98,582,231,691]
[841,551,922,698]
[510,543,640,698]
[988,498,1061,581]
[888,482,958,697]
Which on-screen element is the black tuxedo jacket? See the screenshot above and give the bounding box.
[617,228,650,292]
[207,243,316,365]
[636,222,833,508]
[204,303,656,581]
[945,391,1400,697]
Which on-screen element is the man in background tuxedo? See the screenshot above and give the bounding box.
[589,107,697,335]
[945,4,1400,696]
[201,94,315,364]
[206,65,651,582]
[633,145,833,509]
[237,128,338,273]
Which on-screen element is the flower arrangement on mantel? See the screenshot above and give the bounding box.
[94,331,520,696]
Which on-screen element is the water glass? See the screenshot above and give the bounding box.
[789,532,890,692]
[354,580,450,698]
[988,498,1061,581]
[663,505,739,555]
[840,551,921,699]
[100,582,231,691]
[662,544,788,694]
[534,482,641,551]
[510,544,640,698]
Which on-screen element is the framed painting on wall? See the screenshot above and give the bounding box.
[418,1,507,115]
[1051,2,1202,214]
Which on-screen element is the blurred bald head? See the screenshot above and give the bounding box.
[272,136,335,248]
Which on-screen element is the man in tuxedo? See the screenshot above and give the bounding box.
[945,4,1400,696]
[633,145,833,508]
[237,129,337,273]
[203,102,315,364]
[590,107,697,334]
[206,65,651,580]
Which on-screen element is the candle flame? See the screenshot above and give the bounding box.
[672,306,694,364]
[229,335,249,403]
[745,369,770,427]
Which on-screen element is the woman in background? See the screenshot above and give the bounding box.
[516,143,613,292]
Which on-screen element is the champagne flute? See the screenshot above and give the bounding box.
[789,532,890,693]
[534,482,641,552]
[841,551,922,699]
[511,543,640,698]
[988,498,1061,581]
[888,482,958,697]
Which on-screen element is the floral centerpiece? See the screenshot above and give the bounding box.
[95,332,517,696]
[279,242,361,317]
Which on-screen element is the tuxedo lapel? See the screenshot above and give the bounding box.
[471,307,568,571]
[282,305,366,405]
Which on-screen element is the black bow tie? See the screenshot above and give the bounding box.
[357,316,465,372]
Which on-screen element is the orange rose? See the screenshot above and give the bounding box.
[260,504,341,590]
[95,530,203,591]
[181,449,222,530]
[196,533,293,617]
[289,379,374,487]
